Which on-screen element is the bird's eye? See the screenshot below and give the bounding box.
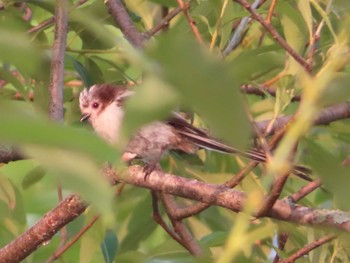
[92,102,99,108]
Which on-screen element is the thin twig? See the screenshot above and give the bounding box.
[210,0,229,50]
[290,179,323,202]
[27,0,88,34]
[0,194,87,263]
[176,0,203,44]
[222,0,262,56]
[146,7,182,38]
[273,232,289,263]
[150,191,183,245]
[279,234,336,263]
[240,84,301,102]
[256,173,290,216]
[266,0,277,23]
[159,193,204,256]
[234,0,311,72]
[45,215,100,263]
[28,17,55,34]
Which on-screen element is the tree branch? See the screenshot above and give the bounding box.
[254,102,350,136]
[48,0,68,121]
[0,145,23,163]
[234,0,311,72]
[2,166,349,262]
[279,234,336,263]
[105,0,146,48]
[146,7,182,38]
[0,195,87,263]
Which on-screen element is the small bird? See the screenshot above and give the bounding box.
[79,84,310,180]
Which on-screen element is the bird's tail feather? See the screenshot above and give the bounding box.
[178,130,312,182]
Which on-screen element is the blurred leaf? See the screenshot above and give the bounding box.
[101,229,118,263]
[119,193,157,252]
[22,165,46,190]
[320,73,350,105]
[303,138,350,210]
[23,145,115,220]
[69,8,116,50]
[297,0,313,42]
[0,29,41,74]
[122,76,179,140]
[149,33,251,149]
[0,69,27,100]
[116,251,147,263]
[0,173,16,210]
[0,101,119,163]
[80,228,101,263]
[279,1,308,75]
[201,231,228,247]
[148,0,177,7]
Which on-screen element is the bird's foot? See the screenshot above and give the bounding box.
[143,162,160,181]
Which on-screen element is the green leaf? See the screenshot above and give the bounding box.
[297,0,313,42]
[200,231,228,247]
[303,138,350,210]
[0,29,41,75]
[122,76,179,140]
[119,193,157,252]
[0,101,119,163]
[148,33,251,149]
[101,229,118,263]
[70,56,93,87]
[22,165,46,190]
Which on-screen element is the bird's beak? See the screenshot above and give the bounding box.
[80,113,91,122]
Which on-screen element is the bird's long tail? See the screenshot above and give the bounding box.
[178,130,312,182]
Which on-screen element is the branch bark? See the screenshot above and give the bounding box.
[106,0,146,48]
[0,195,87,263]
[2,166,349,262]
[0,145,22,163]
[48,0,68,122]
[254,102,350,136]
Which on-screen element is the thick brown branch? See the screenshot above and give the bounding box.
[1,167,349,262]
[106,0,146,48]
[116,166,350,232]
[48,0,68,121]
[0,195,87,263]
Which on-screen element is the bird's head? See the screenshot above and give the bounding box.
[79,84,133,122]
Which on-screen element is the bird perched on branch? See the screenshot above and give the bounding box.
[79,84,310,180]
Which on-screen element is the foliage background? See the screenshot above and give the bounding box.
[1,0,350,262]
